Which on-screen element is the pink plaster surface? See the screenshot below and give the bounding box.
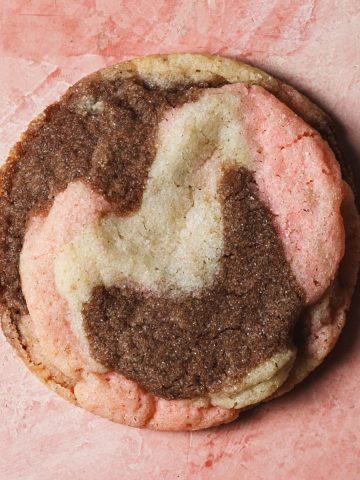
[1,1,360,479]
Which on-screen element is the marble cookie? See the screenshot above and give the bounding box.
[1,54,359,431]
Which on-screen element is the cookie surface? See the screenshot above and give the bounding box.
[1,54,359,430]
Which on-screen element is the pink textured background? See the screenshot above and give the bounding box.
[1,1,360,479]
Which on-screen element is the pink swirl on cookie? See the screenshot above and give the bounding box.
[228,83,344,302]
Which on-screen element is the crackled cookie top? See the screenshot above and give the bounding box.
[1,73,344,402]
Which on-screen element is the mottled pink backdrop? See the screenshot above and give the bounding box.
[1,1,360,479]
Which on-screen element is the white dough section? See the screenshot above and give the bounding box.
[209,349,295,409]
[54,90,250,314]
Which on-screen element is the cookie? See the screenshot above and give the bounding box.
[1,54,359,431]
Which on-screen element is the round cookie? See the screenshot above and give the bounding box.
[1,54,359,431]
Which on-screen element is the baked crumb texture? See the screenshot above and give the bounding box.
[1,54,359,431]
